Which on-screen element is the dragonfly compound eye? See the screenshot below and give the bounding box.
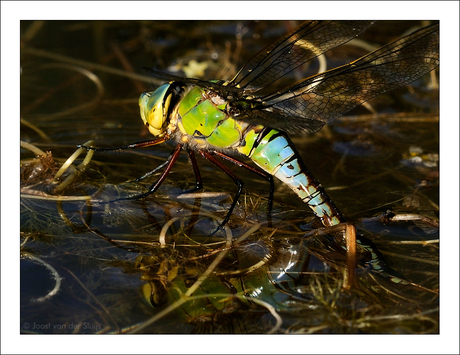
[139,83,172,137]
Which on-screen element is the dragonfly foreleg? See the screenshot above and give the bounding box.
[129,146,203,192]
[78,136,167,152]
[120,143,183,201]
[211,150,275,213]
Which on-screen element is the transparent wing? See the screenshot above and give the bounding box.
[234,23,439,134]
[229,20,375,92]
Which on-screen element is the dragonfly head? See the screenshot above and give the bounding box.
[139,83,183,137]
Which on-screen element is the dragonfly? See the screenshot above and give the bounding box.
[82,20,439,230]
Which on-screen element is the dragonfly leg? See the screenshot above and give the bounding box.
[199,150,244,228]
[131,147,202,192]
[135,159,170,182]
[211,151,275,212]
[182,148,203,193]
[119,143,183,201]
[78,136,167,152]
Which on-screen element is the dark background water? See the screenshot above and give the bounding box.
[20,20,439,336]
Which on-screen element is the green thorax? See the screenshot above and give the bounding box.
[176,85,263,152]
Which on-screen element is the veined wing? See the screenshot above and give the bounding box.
[229,20,375,93]
[235,23,439,134]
